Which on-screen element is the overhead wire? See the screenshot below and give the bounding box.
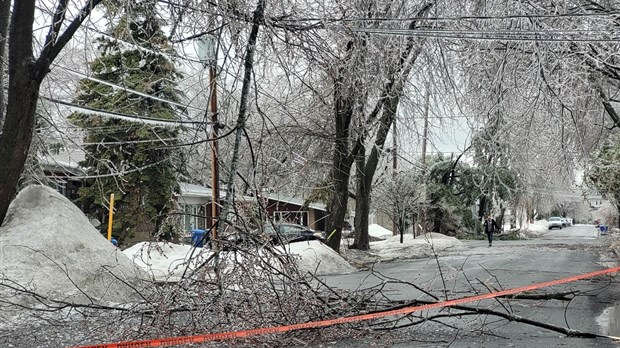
[345,28,620,43]
[52,63,206,114]
[279,11,620,23]
[40,96,207,128]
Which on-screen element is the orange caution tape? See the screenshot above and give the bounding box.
[71,265,620,348]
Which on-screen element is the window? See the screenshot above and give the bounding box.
[197,205,206,230]
[48,180,66,197]
[181,204,207,233]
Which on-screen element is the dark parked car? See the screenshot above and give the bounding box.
[223,223,324,250]
[261,223,325,244]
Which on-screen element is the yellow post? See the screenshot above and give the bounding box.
[107,193,115,241]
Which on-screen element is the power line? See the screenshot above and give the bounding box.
[53,64,205,113]
[41,96,206,128]
[281,11,620,24]
[346,27,620,43]
[155,0,620,24]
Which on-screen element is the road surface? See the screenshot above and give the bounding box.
[319,224,620,347]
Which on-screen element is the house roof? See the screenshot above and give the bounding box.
[39,149,86,176]
[178,182,227,199]
[265,193,327,211]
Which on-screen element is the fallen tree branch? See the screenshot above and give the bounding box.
[368,298,603,338]
[499,290,579,301]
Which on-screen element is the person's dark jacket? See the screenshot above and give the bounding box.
[483,219,499,234]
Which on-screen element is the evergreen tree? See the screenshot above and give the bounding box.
[70,1,183,244]
[588,133,620,213]
[424,153,518,235]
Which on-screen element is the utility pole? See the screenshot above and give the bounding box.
[393,118,398,239]
[417,87,430,237]
[199,36,219,241]
[209,58,219,241]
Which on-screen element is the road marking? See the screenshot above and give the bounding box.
[71,265,620,348]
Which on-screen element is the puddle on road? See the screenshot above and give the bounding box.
[597,303,620,337]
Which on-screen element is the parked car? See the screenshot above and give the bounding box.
[560,218,568,227]
[548,217,563,230]
[262,223,325,244]
[223,223,324,249]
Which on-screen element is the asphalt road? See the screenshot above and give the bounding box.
[318,225,620,348]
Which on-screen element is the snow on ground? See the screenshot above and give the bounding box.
[520,220,549,238]
[0,185,146,320]
[341,232,467,264]
[278,240,357,275]
[369,233,467,261]
[368,223,393,239]
[123,239,356,281]
[122,242,208,282]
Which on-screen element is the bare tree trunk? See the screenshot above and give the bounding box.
[497,204,506,232]
[352,144,370,250]
[0,0,102,225]
[0,0,10,128]
[348,4,433,250]
[0,1,40,225]
[219,0,265,226]
[351,95,401,250]
[325,68,356,252]
[478,195,487,222]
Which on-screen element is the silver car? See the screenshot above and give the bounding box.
[548,217,563,230]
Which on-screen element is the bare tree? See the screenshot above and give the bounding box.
[0,0,10,128]
[0,0,104,225]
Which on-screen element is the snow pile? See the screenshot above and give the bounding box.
[368,224,393,240]
[279,240,356,275]
[0,185,147,316]
[520,220,549,237]
[122,242,209,282]
[369,233,466,261]
[124,240,356,281]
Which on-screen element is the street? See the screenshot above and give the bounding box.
[320,225,620,347]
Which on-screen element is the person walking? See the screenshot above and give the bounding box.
[483,215,500,247]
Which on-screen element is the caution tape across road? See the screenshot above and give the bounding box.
[71,265,620,348]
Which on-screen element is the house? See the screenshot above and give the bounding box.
[585,191,605,209]
[175,184,328,233]
[262,193,327,231]
[40,148,85,200]
[176,182,227,233]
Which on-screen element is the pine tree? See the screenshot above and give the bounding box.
[70,1,183,244]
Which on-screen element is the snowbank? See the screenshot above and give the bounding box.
[123,240,356,281]
[122,242,208,282]
[368,233,466,261]
[520,220,549,237]
[368,224,393,240]
[279,240,356,275]
[0,185,146,317]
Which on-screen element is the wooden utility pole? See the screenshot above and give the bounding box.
[199,35,220,241]
[209,62,219,241]
[417,87,430,237]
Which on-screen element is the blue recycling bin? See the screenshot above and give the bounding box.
[600,225,608,235]
[191,229,206,247]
